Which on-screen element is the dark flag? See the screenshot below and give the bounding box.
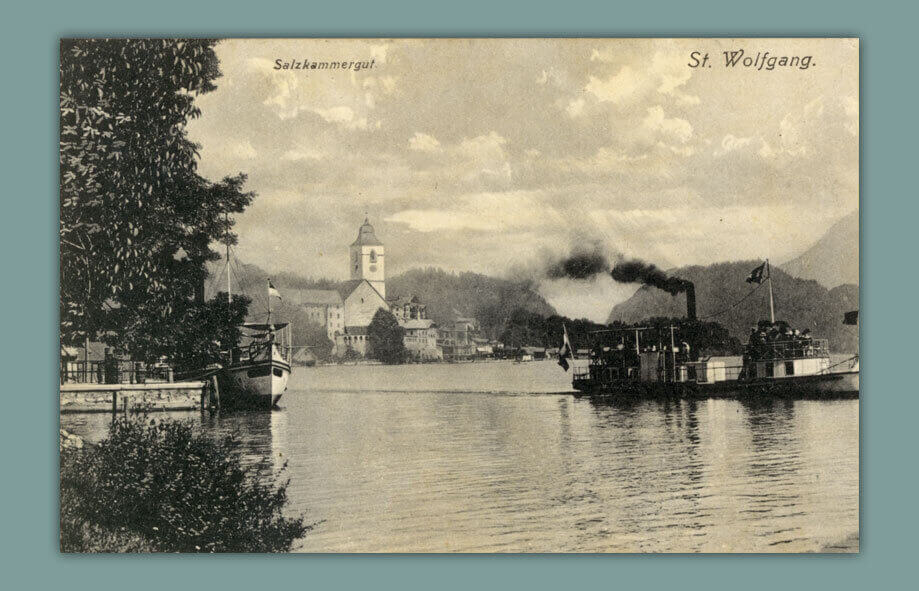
[558,324,573,372]
[746,261,767,284]
[843,310,859,325]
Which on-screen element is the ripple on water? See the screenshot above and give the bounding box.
[61,361,859,553]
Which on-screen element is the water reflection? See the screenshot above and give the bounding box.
[61,362,858,553]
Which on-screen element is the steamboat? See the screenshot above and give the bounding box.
[567,261,859,399]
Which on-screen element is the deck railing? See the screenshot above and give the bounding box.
[60,360,173,385]
[746,338,829,361]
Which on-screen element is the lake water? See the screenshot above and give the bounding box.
[62,359,859,553]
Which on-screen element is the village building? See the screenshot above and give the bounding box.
[333,278,389,356]
[298,289,344,341]
[437,317,480,361]
[388,295,427,322]
[297,217,452,360]
[402,318,443,360]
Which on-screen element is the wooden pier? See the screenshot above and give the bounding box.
[60,376,219,414]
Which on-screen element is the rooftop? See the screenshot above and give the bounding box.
[350,217,383,247]
[298,289,342,305]
[402,319,436,330]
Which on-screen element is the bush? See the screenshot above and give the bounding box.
[60,416,310,553]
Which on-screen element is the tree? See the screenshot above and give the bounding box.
[367,309,406,364]
[166,293,252,373]
[60,39,254,362]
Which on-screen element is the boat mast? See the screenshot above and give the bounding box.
[766,258,775,323]
[225,211,231,306]
[225,211,232,360]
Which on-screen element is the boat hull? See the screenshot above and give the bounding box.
[573,370,858,400]
[217,357,291,409]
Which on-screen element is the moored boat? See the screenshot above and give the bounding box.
[206,216,295,410]
[218,322,292,409]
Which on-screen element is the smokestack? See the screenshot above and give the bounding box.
[685,282,696,321]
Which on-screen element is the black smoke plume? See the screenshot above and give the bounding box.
[546,246,610,280]
[610,259,692,295]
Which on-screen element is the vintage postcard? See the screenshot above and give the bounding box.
[59,38,859,553]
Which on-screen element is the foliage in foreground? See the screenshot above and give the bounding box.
[60,416,309,553]
[60,38,256,362]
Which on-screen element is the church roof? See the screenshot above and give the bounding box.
[350,217,384,247]
[336,279,365,300]
[299,289,342,305]
[336,279,386,303]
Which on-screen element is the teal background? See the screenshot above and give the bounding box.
[2,0,914,588]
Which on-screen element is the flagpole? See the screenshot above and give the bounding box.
[267,279,271,327]
[766,259,775,323]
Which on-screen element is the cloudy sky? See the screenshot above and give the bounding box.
[186,38,858,321]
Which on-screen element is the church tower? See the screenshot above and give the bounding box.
[349,217,385,298]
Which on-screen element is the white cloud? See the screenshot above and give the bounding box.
[386,191,554,233]
[651,51,699,105]
[642,105,692,143]
[714,134,754,156]
[566,97,586,117]
[314,106,369,130]
[369,43,390,64]
[457,132,513,181]
[585,66,641,104]
[231,140,257,160]
[408,132,441,152]
[281,148,322,161]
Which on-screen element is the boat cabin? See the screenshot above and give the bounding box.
[741,320,830,380]
[575,326,696,387]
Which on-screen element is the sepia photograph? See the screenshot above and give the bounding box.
[59,37,859,553]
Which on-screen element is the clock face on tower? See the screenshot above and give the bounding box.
[369,265,377,273]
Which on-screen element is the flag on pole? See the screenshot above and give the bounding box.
[268,279,282,299]
[843,310,859,325]
[558,324,573,372]
[746,261,767,284]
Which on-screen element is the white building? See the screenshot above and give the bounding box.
[302,217,443,360]
[299,289,344,341]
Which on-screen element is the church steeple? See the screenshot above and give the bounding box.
[349,217,385,297]
[351,217,383,247]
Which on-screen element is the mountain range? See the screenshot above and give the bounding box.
[779,210,859,288]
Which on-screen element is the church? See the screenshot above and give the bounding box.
[300,217,442,360]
